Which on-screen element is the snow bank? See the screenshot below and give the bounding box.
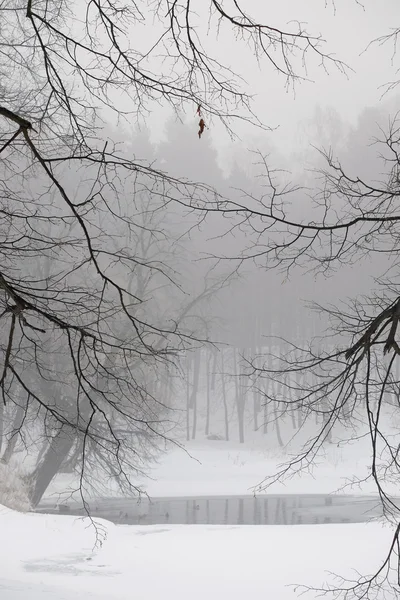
[0,462,31,511]
[138,442,377,497]
[0,502,396,600]
[44,439,385,502]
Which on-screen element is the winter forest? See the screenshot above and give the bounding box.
[3,106,400,506]
[2,2,400,600]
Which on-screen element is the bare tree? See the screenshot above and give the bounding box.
[220,349,230,441]
[196,116,400,597]
[0,0,349,512]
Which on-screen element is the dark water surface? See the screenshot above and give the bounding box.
[37,494,388,526]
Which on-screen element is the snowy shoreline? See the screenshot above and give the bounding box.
[0,503,395,600]
[43,441,389,504]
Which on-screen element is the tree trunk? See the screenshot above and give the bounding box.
[0,402,4,455]
[189,349,200,408]
[297,407,303,429]
[263,399,268,434]
[290,400,297,429]
[322,399,333,443]
[36,436,49,466]
[1,400,27,464]
[186,355,191,442]
[190,350,200,440]
[60,438,83,473]
[236,348,247,444]
[274,404,284,447]
[238,408,245,444]
[165,372,174,407]
[29,427,75,507]
[205,353,211,436]
[262,380,268,434]
[252,341,260,432]
[220,350,229,441]
[210,351,217,391]
[233,348,246,444]
[253,387,259,432]
[191,392,197,440]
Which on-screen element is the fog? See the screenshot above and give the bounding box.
[2,7,400,598]
[149,1,399,151]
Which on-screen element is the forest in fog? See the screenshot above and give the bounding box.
[4,2,400,599]
[2,96,400,508]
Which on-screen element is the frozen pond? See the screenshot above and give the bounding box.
[37,494,388,526]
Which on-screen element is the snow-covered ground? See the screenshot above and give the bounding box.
[44,438,381,503]
[0,503,395,600]
[138,440,376,497]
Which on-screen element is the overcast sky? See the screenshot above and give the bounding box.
[125,2,400,332]
[144,1,400,166]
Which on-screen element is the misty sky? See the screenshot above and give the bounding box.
[34,1,400,340]
[143,1,400,166]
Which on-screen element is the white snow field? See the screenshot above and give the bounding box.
[44,438,392,503]
[0,503,395,600]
